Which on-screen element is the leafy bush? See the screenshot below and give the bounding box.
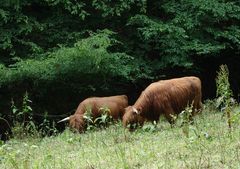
[0,30,151,88]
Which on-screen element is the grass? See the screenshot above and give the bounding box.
[1,105,240,169]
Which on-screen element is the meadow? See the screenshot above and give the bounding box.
[0,103,240,169]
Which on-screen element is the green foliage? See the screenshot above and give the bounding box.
[0,1,45,60]
[162,0,240,51]
[127,0,240,71]
[45,0,89,20]
[92,0,147,17]
[0,0,147,64]
[1,0,239,68]
[128,14,193,68]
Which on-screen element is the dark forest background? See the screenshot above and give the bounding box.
[0,0,240,132]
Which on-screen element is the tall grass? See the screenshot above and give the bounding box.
[1,104,240,169]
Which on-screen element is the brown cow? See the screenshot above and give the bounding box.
[58,95,128,132]
[122,76,202,129]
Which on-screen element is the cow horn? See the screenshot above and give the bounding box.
[57,117,70,123]
[133,107,140,114]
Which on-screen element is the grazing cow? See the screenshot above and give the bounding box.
[123,76,202,129]
[58,95,128,132]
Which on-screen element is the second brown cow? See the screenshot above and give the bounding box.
[58,95,128,132]
[122,76,202,129]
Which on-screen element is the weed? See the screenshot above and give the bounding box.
[39,111,58,136]
[11,92,38,139]
[95,107,113,128]
[10,92,59,139]
[83,106,114,131]
[141,121,157,132]
[179,104,194,137]
[216,65,234,131]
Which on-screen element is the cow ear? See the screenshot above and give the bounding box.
[137,107,142,113]
[133,107,140,115]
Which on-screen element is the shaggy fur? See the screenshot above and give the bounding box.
[69,95,128,132]
[122,76,202,128]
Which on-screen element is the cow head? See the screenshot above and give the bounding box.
[69,114,85,132]
[122,106,144,130]
[58,114,85,133]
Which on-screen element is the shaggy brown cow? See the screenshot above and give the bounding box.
[58,95,128,132]
[122,76,202,128]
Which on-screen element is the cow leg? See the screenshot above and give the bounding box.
[188,115,194,125]
[192,97,203,116]
[185,102,194,124]
[151,114,160,125]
